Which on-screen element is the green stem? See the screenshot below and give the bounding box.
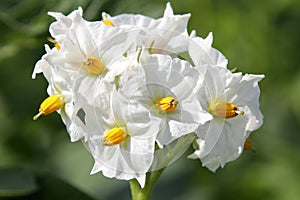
[130,167,165,200]
[129,133,196,200]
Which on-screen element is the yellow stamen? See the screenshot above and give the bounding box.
[33,95,63,120]
[214,102,244,119]
[102,127,126,146]
[84,56,105,75]
[101,19,114,26]
[243,138,252,151]
[54,43,61,50]
[157,97,178,112]
[47,36,61,50]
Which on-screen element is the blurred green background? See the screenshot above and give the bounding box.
[1,0,300,199]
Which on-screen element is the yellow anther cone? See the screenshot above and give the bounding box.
[101,19,114,26]
[47,37,61,50]
[85,57,104,75]
[102,127,126,146]
[214,102,244,119]
[243,138,252,151]
[33,95,63,120]
[157,97,178,112]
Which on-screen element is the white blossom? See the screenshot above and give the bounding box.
[102,2,191,54]
[189,65,264,171]
[119,53,212,146]
[32,3,265,186]
[75,88,159,188]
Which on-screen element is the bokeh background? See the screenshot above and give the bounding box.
[1,0,300,199]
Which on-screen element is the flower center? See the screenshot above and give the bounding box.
[33,95,63,120]
[84,56,105,75]
[102,127,126,146]
[157,96,178,112]
[101,19,114,26]
[213,102,244,119]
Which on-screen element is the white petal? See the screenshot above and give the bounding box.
[196,118,224,158]
[197,65,228,103]
[163,2,174,17]
[48,7,83,41]
[107,3,191,53]
[199,116,249,171]
[189,33,228,68]
[226,73,265,131]
[32,45,55,79]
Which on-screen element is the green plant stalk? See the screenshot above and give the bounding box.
[130,167,165,200]
[129,133,195,200]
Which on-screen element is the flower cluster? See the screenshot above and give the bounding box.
[33,3,264,187]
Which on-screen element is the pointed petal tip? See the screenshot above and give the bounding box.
[136,175,146,188]
[90,162,102,175]
[164,2,174,16]
[77,7,83,15]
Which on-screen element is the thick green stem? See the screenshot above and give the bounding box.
[130,168,165,200]
[129,133,196,200]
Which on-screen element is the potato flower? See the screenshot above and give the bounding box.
[189,65,264,171]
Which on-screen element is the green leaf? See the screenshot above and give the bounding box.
[0,169,97,200]
[29,174,96,200]
[0,167,37,197]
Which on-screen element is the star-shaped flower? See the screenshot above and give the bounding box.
[189,65,264,171]
[73,88,159,188]
[119,53,212,146]
[32,44,85,142]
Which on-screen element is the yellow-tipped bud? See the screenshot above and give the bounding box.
[157,96,178,112]
[243,138,252,151]
[33,95,63,120]
[101,19,114,26]
[47,37,61,50]
[102,127,126,146]
[84,56,105,75]
[231,67,239,73]
[214,102,244,119]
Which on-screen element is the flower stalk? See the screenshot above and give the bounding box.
[130,168,165,200]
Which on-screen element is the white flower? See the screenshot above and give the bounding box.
[44,7,141,119]
[32,7,139,143]
[32,45,84,142]
[32,5,266,186]
[74,88,159,188]
[189,65,264,172]
[119,53,212,146]
[102,3,191,54]
[47,6,139,81]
